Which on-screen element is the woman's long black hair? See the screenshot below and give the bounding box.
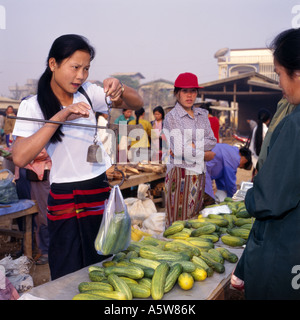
[37,34,95,143]
[134,107,145,124]
[254,108,271,156]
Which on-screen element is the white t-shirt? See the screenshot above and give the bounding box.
[249,122,268,168]
[13,82,112,184]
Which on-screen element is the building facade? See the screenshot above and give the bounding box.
[216,48,277,81]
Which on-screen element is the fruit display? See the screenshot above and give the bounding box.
[73,197,252,300]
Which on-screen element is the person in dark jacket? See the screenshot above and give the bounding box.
[233,28,300,300]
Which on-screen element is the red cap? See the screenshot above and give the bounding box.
[174,72,203,88]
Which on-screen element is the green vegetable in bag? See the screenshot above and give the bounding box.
[94,185,131,255]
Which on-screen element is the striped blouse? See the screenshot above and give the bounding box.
[163,102,217,174]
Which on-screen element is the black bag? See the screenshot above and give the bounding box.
[26,169,49,182]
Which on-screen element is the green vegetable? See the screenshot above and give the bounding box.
[151,262,169,300]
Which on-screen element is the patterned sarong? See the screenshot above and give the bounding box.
[165,167,205,227]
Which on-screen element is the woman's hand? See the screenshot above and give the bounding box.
[103,78,124,101]
[55,102,91,122]
[103,77,143,110]
[204,151,216,161]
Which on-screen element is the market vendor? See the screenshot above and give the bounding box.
[205,143,252,202]
[163,72,216,226]
[11,34,143,280]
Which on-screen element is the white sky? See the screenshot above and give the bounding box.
[0,0,299,97]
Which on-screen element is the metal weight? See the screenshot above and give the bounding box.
[86,143,102,163]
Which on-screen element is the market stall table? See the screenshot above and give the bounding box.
[25,246,243,300]
[110,171,166,190]
[111,170,166,204]
[0,199,39,259]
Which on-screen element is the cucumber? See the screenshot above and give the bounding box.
[236,210,251,219]
[129,257,161,270]
[102,261,116,268]
[227,227,250,240]
[112,252,127,262]
[126,243,141,254]
[199,234,219,243]
[234,218,253,227]
[73,290,127,300]
[167,232,190,240]
[164,246,199,259]
[107,274,132,300]
[164,241,200,256]
[170,261,196,273]
[164,263,183,293]
[138,278,152,290]
[191,224,216,237]
[139,245,189,261]
[191,256,214,277]
[188,220,209,229]
[200,252,225,274]
[221,234,247,247]
[163,223,184,237]
[223,215,235,228]
[88,265,105,274]
[186,238,214,250]
[216,247,238,263]
[89,270,107,282]
[114,211,131,252]
[143,267,155,279]
[208,248,224,264]
[104,265,144,279]
[119,276,138,284]
[127,282,151,298]
[94,212,123,255]
[240,223,253,230]
[72,293,116,300]
[209,218,229,227]
[125,250,139,260]
[151,262,170,300]
[78,281,113,293]
[116,260,132,267]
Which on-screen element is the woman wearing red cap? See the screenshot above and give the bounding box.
[163,72,217,226]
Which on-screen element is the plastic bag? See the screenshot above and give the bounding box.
[200,204,232,217]
[142,212,166,235]
[137,183,149,200]
[0,255,32,276]
[94,185,131,255]
[0,255,33,294]
[124,184,157,226]
[0,169,19,204]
